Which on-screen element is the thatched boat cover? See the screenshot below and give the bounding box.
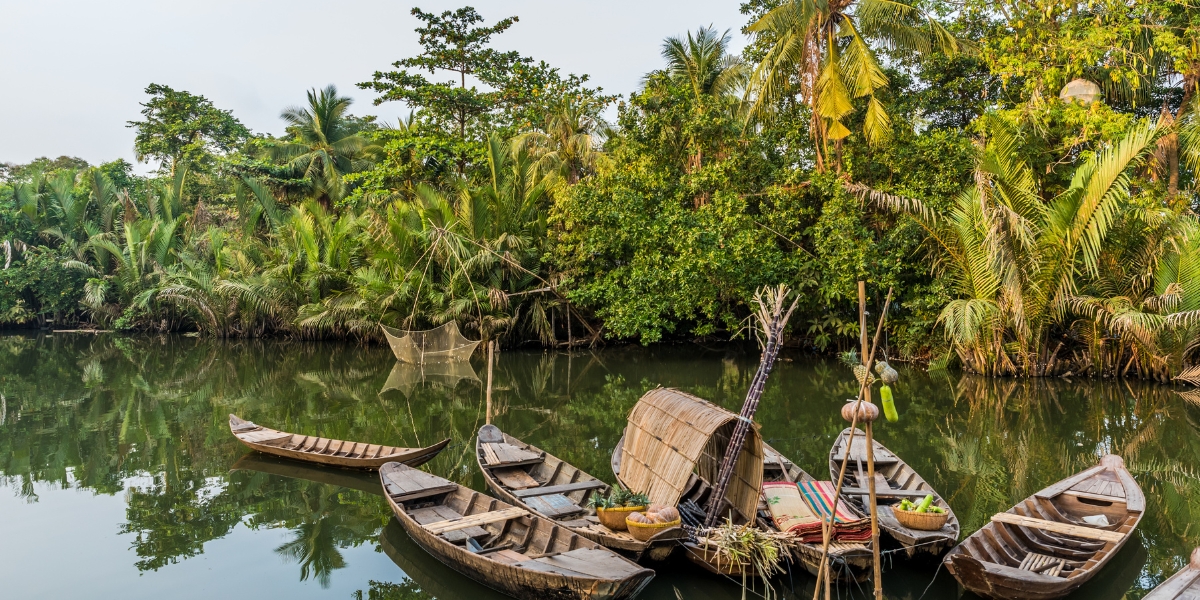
[381,322,480,363]
[617,388,763,523]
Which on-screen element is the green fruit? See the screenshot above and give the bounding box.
[881,385,898,422]
[916,494,934,513]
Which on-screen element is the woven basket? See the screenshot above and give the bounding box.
[893,508,949,531]
[626,516,682,541]
[596,506,645,531]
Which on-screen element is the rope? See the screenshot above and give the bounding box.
[916,559,945,600]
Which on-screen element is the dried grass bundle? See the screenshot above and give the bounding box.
[694,520,791,590]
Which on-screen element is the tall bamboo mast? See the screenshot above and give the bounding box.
[485,341,495,425]
[810,286,893,600]
[704,285,799,526]
[860,282,883,600]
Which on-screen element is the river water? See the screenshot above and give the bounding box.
[0,333,1195,599]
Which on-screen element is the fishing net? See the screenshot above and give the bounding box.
[380,321,480,363]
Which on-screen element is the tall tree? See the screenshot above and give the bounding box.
[273,85,379,208]
[127,84,249,174]
[359,7,523,173]
[744,0,959,171]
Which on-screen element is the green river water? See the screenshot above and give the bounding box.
[1,333,1197,599]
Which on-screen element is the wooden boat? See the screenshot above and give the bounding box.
[477,425,683,561]
[762,442,873,581]
[1145,549,1200,600]
[229,414,449,469]
[828,427,960,557]
[945,454,1144,600]
[380,461,655,600]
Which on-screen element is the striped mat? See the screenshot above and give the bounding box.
[763,481,823,540]
[797,480,871,542]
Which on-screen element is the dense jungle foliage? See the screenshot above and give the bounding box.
[4,2,1200,379]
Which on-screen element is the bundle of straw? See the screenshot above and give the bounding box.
[693,520,791,581]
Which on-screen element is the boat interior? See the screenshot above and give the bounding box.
[956,463,1140,579]
[382,463,641,579]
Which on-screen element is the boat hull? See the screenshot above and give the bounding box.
[943,455,1144,600]
[382,471,655,600]
[229,414,449,469]
[828,428,960,558]
[478,426,680,562]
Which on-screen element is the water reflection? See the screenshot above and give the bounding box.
[380,360,481,397]
[0,333,1198,598]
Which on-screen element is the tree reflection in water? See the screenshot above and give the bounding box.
[0,333,1198,597]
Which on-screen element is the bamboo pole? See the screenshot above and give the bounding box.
[860,283,883,600]
[810,287,892,600]
[486,341,495,425]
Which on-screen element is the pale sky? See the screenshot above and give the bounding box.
[0,0,749,172]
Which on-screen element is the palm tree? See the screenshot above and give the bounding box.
[744,0,959,171]
[514,97,606,185]
[862,117,1186,376]
[661,26,746,102]
[274,85,379,207]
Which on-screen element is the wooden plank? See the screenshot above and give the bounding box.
[493,467,541,490]
[1062,490,1126,504]
[992,513,1124,543]
[410,506,490,542]
[842,487,931,498]
[525,494,585,518]
[481,443,501,465]
[1036,465,1106,499]
[535,548,638,579]
[513,558,592,578]
[484,442,543,467]
[425,507,529,535]
[491,549,529,565]
[1115,467,1146,512]
[513,480,607,498]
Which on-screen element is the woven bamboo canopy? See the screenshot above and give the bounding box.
[617,387,764,523]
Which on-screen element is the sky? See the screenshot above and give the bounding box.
[0,0,749,173]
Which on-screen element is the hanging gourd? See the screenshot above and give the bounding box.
[875,361,900,423]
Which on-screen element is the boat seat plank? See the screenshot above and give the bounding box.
[533,548,643,579]
[384,468,457,501]
[492,467,541,490]
[832,435,900,465]
[512,480,607,498]
[231,421,260,432]
[239,430,292,444]
[992,513,1124,542]
[1062,490,1126,504]
[410,506,491,542]
[481,442,543,467]
[525,494,585,518]
[424,507,529,535]
[841,487,931,498]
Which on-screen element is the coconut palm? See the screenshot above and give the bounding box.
[514,97,606,185]
[744,0,959,171]
[273,85,380,207]
[862,117,1184,376]
[661,26,746,102]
